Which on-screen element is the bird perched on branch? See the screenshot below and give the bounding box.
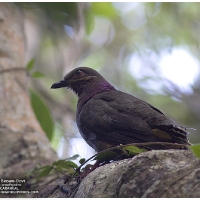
[51,67,190,152]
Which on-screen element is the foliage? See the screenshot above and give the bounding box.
[26,59,54,141]
[37,165,53,180]
[30,89,55,141]
[32,144,147,181]
[16,2,78,27]
[190,143,200,158]
[26,58,35,71]
[31,71,45,78]
[26,59,44,78]
[32,155,79,181]
[123,145,146,154]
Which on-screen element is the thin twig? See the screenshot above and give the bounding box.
[0,67,26,75]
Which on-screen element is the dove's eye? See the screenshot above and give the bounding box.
[76,70,83,76]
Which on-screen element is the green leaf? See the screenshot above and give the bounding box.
[190,144,200,158]
[94,150,118,162]
[123,145,146,155]
[91,2,116,19]
[79,158,86,164]
[85,10,95,35]
[37,165,53,180]
[53,160,78,170]
[26,58,35,71]
[52,160,78,174]
[31,71,45,78]
[30,89,55,141]
[66,154,79,161]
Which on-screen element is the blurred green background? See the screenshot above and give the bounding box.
[18,2,200,159]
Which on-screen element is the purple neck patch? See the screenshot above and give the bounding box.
[77,81,116,114]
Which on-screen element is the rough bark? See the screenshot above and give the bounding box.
[0,2,57,180]
[48,150,200,198]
